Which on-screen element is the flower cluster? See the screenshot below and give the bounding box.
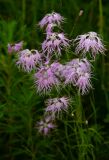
[39,12,70,57]
[37,96,70,135]
[8,12,106,135]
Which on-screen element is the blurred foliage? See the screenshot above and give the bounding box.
[0,0,109,160]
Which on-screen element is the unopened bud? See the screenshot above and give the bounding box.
[85,120,88,125]
[79,10,83,16]
[71,113,74,117]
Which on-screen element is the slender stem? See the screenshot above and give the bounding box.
[22,0,26,24]
[65,119,73,159]
[99,0,105,90]
[70,15,79,37]
[21,0,26,38]
[99,0,103,35]
[76,91,82,123]
[75,91,83,160]
[70,10,83,37]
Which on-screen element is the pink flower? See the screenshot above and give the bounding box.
[39,12,64,28]
[34,62,60,93]
[45,97,69,118]
[16,49,41,72]
[8,44,13,53]
[37,116,56,135]
[50,62,63,77]
[61,58,92,94]
[76,73,92,95]
[62,59,80,84]
[74,32,105,58]
[14,41,23,51]
[8,41,23,53]
[46,23,57,33]
[42,32,70,56]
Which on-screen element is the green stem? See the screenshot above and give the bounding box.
[99,0,103,35]
[75,91,83,160]
[76,91,82,123]
[99,0,105,91]
[65,119,73,159]
[21,0,26,38]
[22,0,26,24]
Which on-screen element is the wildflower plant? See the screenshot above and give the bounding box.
[8,11,106,159]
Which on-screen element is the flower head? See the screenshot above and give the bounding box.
[34,62,60,93]
[39,12,64,28]
[8,44,13,53]
[76,73,92,94]
[16,49,41,72]
[8,41,23,53]
[14,41,23,51]
[74,32,105,58]
[37,116,56,135]
[45,97,69,118]
[42,32,70,56]
[61,58,92,94]
[50,62,63,77]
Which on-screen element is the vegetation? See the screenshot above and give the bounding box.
[0,0,109,159]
